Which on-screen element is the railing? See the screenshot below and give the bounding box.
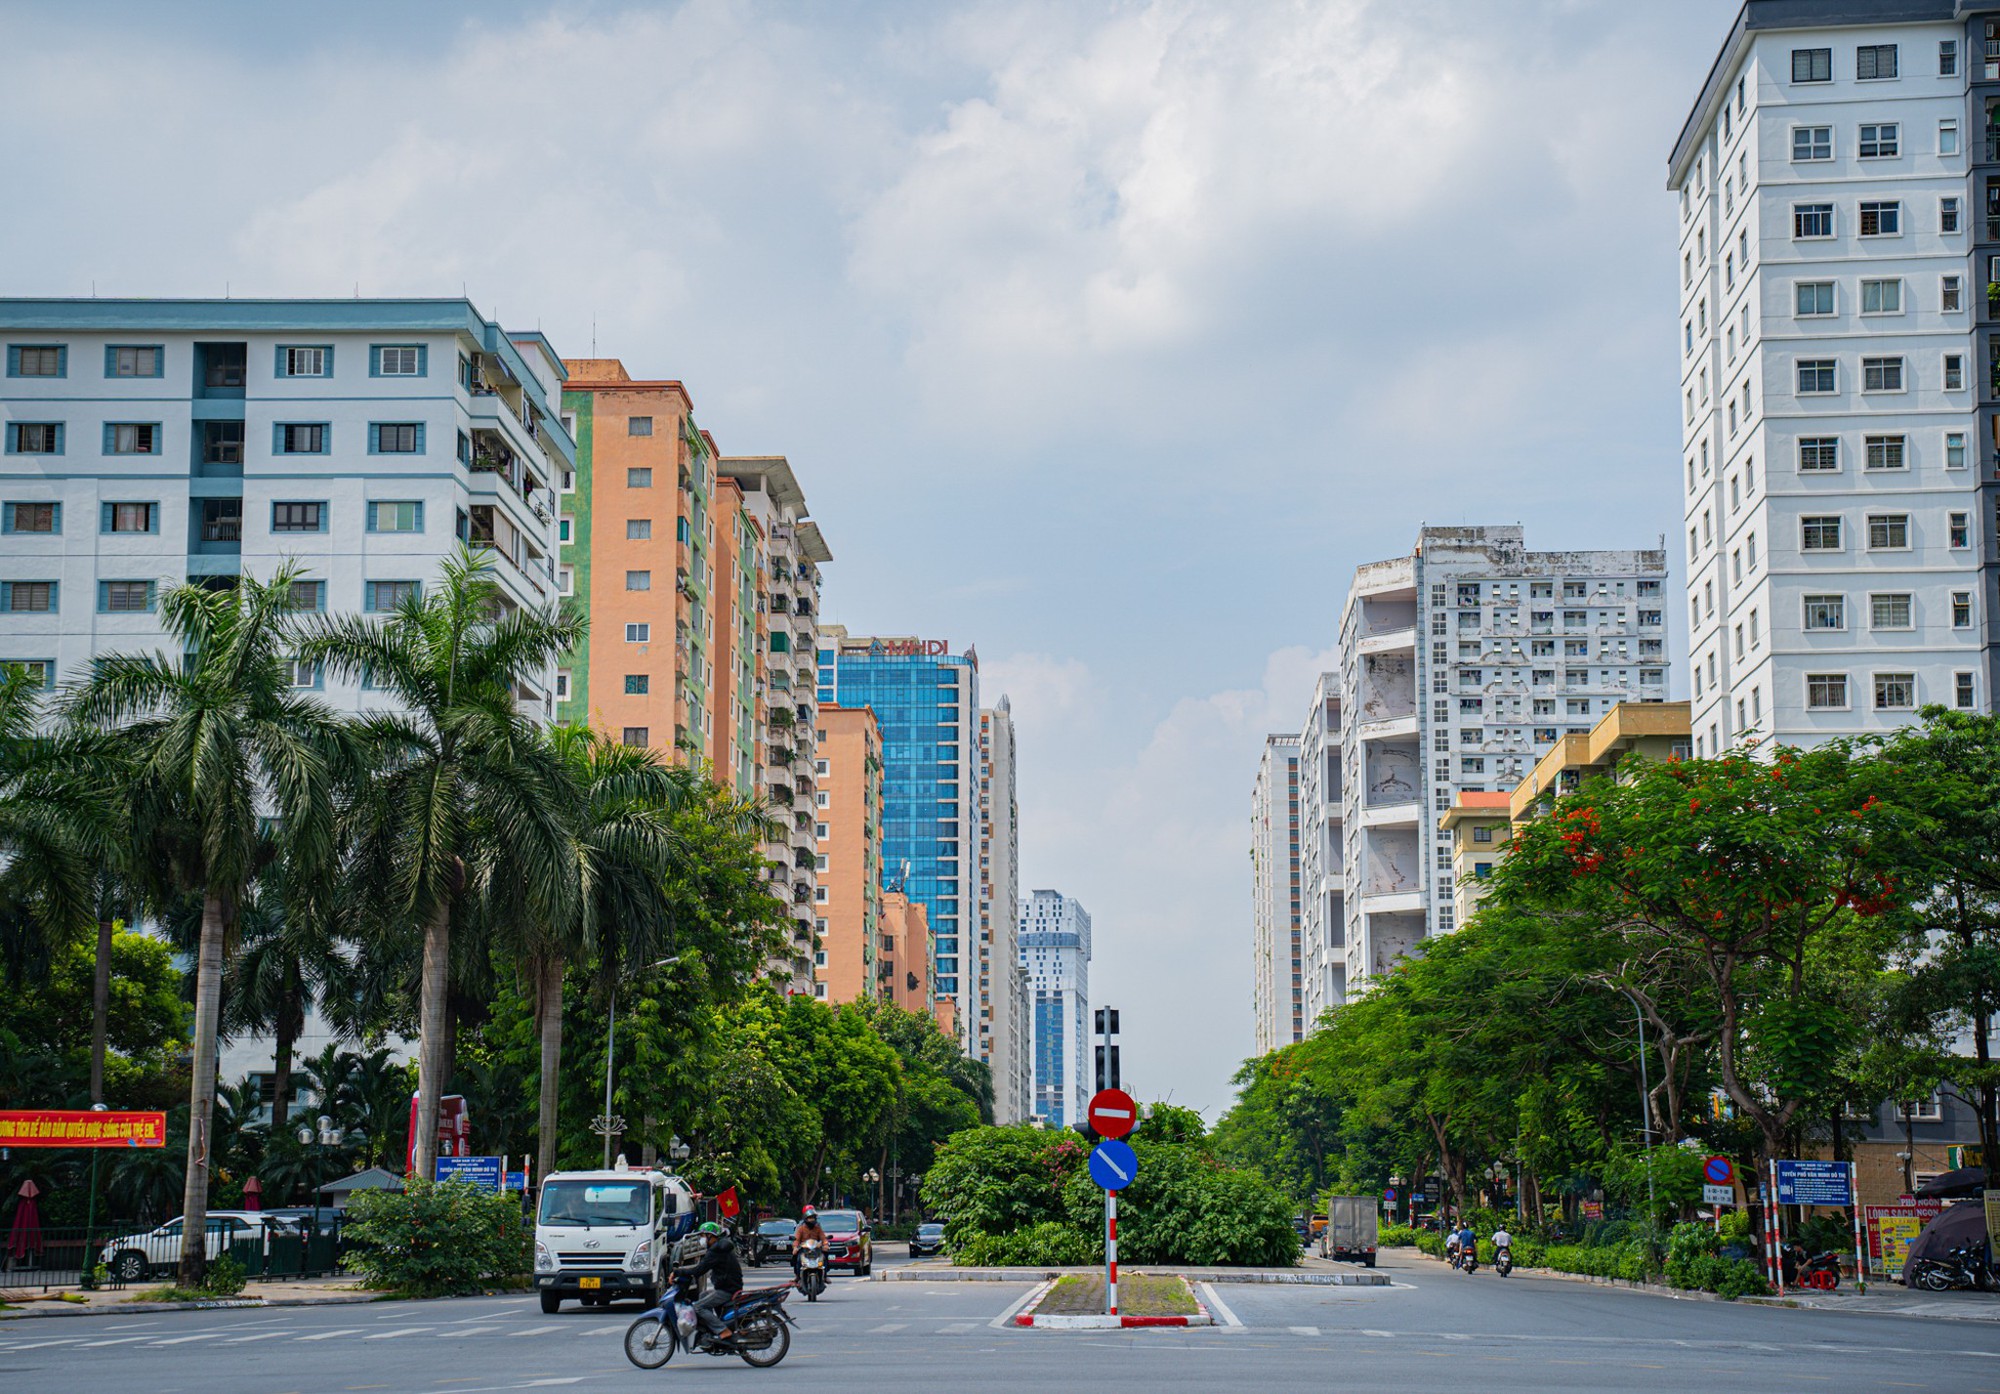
[3,1218,351,1292]
[201,518,242,543]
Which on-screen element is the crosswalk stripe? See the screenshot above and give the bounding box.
[506,1324,563,1337]
[151,1333,228,1345]
[937,1322,979,1334]
[364,1327,434,1339]
[1362,1329,1395,1338]
[1289,1326,1321,1336]
[295,1328,364,1341]
[3,1339,85,1351]
[78,1336,153,1348]
[224,1331,288,1343]
[867,1322,908,1333]
[446,1325,505,1335]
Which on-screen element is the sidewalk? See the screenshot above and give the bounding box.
[0,1276,382,1319]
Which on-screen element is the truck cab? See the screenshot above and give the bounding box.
[533,1162,695,1313]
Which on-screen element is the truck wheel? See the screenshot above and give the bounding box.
[1365,1256,1376,1269]
[540,1290,562,1314]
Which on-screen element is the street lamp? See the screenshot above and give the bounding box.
[299,1115,343,1269]
[863,1168,881,1220]
[600,956,680,1167]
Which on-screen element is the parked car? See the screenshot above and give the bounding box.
[908,1222,945,1258]
[817,1209,872,1276]
[100,1212,277,1282]
[755,1218,797,1264]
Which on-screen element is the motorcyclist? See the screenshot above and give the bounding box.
[1444,1227,1463,1266]
[1457,1222,1478,1269]
[792,1205,829,1279]
[681,1222,744,1345]
[1492,1225,1513,1269]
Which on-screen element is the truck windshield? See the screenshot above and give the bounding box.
[538,1181,651,1228]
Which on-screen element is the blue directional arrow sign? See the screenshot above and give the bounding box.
[1088,1139,1138,1192]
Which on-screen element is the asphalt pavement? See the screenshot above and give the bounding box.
[1,1249,1995,1392]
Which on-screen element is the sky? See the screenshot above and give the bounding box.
[1,0,1742,1118]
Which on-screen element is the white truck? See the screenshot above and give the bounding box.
[1318,1195,1379,1267]
[532,1162,696,1313]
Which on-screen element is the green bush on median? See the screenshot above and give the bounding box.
[339,1177,530,1298]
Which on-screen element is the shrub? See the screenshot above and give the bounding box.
[202,1253,247,1296]
[1711,1258,1770,1300]
[1378,1223,1418,1248]
[954,1221,1101,1267]
[340,1178,530,1297]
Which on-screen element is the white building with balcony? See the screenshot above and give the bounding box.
[1019,888,1091,1129]
[1250,733,1302,1052]
[0,298,570,711]
[1337,526,1669,992]
[1296,671,1345,1025]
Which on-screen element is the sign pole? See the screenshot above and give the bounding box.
[1849,1161,1866,1294]
[1106,1189,1118,1317]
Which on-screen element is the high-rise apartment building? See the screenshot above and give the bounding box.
[1673,4,2000,754]
[979,699,1029,1125]
[1296,672,1346,1025]
[813,704,884,1002]
[0,297,568,701]
[1337,525,1669,992]
[879,889,934,1018]
[819,628,979,1040]
[1249,734,1302,1054]
[1018,888,1091,1129]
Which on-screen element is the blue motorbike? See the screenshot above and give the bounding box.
[623,1271,796,1370]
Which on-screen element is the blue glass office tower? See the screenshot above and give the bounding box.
[818,630,981,1031]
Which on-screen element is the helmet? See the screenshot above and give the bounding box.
[802,1205,817,1219]
[699,1221,724,1236]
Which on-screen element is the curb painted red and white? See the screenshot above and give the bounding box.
[1013,1311,1215,1328]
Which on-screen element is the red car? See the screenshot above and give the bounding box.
[816,1209,873,1276]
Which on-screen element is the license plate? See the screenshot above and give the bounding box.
[579,1277,601,1290]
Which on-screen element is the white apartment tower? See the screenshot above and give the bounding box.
[1250,733,1302,1053]
[979,699,1031,1124]
[1018,888,1092,1129]
[1674,4,2000,754]
[1338,526,1669,993]
[1296,671,1346,1025]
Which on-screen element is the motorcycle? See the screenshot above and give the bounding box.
[624,1272,796,1370]
[796,1238,828,1302]
[1494,1244,1513,1277]
[1909,1243,1993,1293]
[1780,1243,1843,1292]
[1461,1246,1478,1275]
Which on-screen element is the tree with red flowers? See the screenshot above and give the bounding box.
[1497,744,1905,1161]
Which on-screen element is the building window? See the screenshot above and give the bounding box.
[106,423,159,454]
[0,581,56,613]
[2,502,58,534]
[1861,357,1904,391]
[1874,673,1916,710]
[1946,354,1965,391]
[1855,43,1897,80]
[280,346,330,377]
[1858,201,1901,236]
[1870,594,1913,630]
[1791,125,1831,161]
[1858,123,1899,158]
[1948,432,1968,469]
[558,516,572,543]
[1944,201,1963,238]
[628,416,654,437]
[107,345,163,378]
[1797,592,1839,630]
[627,468,652,488]
[1950,512,1971,548]
[557,567,573,596]
[1795,281,1834,316]
[365,580,420,611]
[203,420,245,465]
[1958,673,1977,709]
[625,623,650,642]
[1801,516,1843,551]
[284,659,320,690]
[374,345,423,376]
[622,727,650,747]
[271,501,325,533]
[279,423,327,454]
[1954,591,1974,628]
[98,581,156,614]
[554,671,570,701]
[7,345,65,377]
[1942,38,1960,75]
[624,674,649,695]
[286,579,324,612]
[1867,514,1910,550]
[100,501,155,534]
[1797,359,1836,394]
[625,570,650,591]
[367,501,423,533]
[1791,48,1832,83]
[1863,435,1906,470]
[1793,204,1834,239]
[1797,437,1838,472]
[1860,278,1901,314]
[1941,118,1961,157]
[0,660,53,687]
[627,518,652,540]
[371,423,422,453]
[1807,674,1849,709]
[7,423,62,455]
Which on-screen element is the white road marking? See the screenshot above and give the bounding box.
[2,1338,85,1351]
[505,1324,563,1337]
[223,1331,288,1343]
[77,1336,155,1348]
[150,1332,229,1345]
[448,1325,505,1335]
[363,1326,434,1339]
[1289,1325,1321,1336]
[938,1322,979,1333]
[294,1328,364,1341]
[1363,1329,1396,1338]
[1195,1283,1244,1330]
[868,1322,909,1333]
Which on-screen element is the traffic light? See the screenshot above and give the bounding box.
[1094,1043,1120,1091]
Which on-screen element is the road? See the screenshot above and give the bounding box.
[1,1250,1995,1392]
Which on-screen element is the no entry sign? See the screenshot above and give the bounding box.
[1703,1156,1734,1186]
[1087,1088,1137,1140]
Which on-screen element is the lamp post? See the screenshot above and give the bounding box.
[298,1115,343,1273]
[600,957,679,1167]
[1390,1173,1405,1226]
[863,1168,881,1221]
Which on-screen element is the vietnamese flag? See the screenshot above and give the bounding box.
[717,1187,741,1218]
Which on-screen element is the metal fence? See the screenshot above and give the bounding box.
[0,1217,352,1293]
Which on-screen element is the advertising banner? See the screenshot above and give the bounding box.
[433,1155,503,1191]
[0,1110,167,1148]
[1864,1203,1940,1278]
[1986,1190,2000,1258]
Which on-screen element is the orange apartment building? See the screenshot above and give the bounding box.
[879,891,932,1015]
[813,705,883,1001]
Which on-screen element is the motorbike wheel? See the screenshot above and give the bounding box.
[1913,1262,1954,1293]
[736,1314,790,1369]
[623,1316,676,1370]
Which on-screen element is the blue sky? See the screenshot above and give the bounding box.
[2,0,1740,1116]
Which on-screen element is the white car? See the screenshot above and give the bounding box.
[101,1211,281,1282]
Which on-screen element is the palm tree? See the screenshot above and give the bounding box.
[221,864,351,1129]
[523,726,700,1180]
[299,546,582,1182]
[63,567,345,1284]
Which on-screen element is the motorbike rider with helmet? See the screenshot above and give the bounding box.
[681,1222,745,1345]
[792,1206,829,1280]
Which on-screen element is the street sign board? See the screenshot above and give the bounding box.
[1088,1139,1138,1192]
[1702,1156,1734,1186]
[1087,1088,1138,1140]
[1774,1159,1852,1207]
[434,1154,504,1191]
[1384,1188,1397,1202]
[503,1171,527,1191]
[0,1110,166,1148]
[1703,1184,1734,1206]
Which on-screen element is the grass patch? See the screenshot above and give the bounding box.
[1036,1273,1197,1317]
